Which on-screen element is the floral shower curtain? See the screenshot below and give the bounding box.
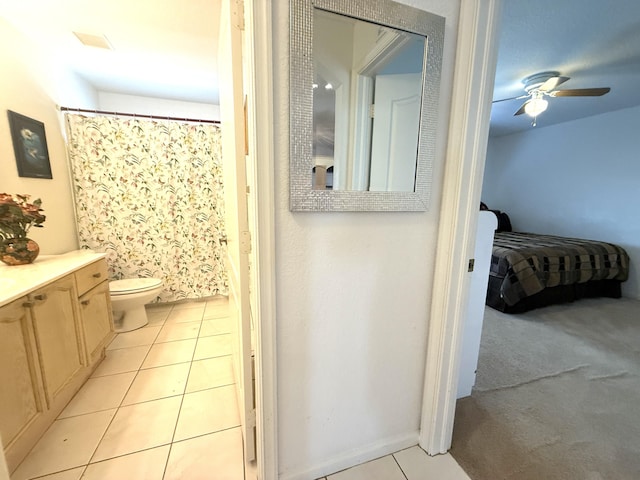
[65,114,228,302]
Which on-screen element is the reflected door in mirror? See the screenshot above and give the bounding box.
[312,8,425,192]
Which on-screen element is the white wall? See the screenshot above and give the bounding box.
[0,20,220,256]
[482,105,640,299]
[98,92,220,121]
[0,18,97,254]
[272,1,461,478]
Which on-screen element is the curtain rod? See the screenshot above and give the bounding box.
[58,106,220,125]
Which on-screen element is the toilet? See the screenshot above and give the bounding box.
[109,278,163,333]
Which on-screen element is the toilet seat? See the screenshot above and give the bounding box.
[109,278,163,296]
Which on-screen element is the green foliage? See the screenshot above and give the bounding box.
[0,193,46,240]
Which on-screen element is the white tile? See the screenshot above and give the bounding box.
[82,445,170,480]
[91,345,151,377]
[141,338,196,369]
[203,303,230,320]
[155,321,201,343]
[164,307,205,324]
[145,309,170,328]
[205,295,228,305]
[35,467,85,480]
[170,301,207,311]
[59,372,136,418]
[122,363,190,405]
[107,327,161,350]
[92,396,182,462]
[193,334,233,360]
[328,455,406,480]
[174,385,240,441]
[164,428,244,480]
[145,304,173,313]
[394,447,471,480]
[200,317,233,336]
[186,356,235,393]
[11,410,116,480]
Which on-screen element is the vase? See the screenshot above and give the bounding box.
[0,237,40,266]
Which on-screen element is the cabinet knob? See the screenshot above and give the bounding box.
[33,294,47,302]
[81,300,90,306]
[92,273,102,278]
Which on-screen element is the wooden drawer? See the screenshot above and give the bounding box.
[74,259,108,297]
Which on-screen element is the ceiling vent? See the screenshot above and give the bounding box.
[73,32,113,50]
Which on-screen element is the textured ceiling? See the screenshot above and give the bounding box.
[3,0,640,130]
[0,0,221,104]
[490,0,640,137]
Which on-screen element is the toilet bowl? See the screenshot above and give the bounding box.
[109,278,163,333]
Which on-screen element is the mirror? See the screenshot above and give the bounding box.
[313,10,425,192]
[290,0,445,211]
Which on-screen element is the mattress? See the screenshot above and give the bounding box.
[489,231,630,308]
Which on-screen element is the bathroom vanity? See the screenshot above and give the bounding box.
[0,251,114,472]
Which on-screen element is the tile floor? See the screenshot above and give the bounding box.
[10,297,472,480]
[11,297,252,480]
[317,447,472,480]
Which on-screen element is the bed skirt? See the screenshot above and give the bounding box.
[486,278,623,313]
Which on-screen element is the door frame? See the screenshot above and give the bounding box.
[419,0,502,454]
[245,0,279,478]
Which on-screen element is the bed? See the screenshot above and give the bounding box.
[486,231,630,313]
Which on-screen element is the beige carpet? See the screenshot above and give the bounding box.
[450,297,640,480]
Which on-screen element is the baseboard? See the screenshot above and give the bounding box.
[279,432,419,480]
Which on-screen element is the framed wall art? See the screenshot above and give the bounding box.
[8,110,53,179]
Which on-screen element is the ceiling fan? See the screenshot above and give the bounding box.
[494,71,611,126]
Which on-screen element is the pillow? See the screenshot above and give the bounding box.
[481,202,512,232]
[494,211,512,232]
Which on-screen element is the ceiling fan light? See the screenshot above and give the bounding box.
[524,97,548,117]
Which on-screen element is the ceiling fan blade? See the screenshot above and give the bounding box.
[491,95,529,103]
[539,76,570,92]
[514,101,528,116]
[553,87,611,97]
[492,94,529,104]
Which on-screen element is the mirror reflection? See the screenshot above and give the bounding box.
[312,8,425,192]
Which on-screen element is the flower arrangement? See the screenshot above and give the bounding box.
[0,193,46,240]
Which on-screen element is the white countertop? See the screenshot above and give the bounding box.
[0,250,107,307]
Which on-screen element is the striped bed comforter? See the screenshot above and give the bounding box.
[491,232,630,306]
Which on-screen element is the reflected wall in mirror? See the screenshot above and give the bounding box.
[313,9,425,192]
[290,0,444,211]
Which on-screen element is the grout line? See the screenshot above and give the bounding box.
[85,305,174,466]
[169,318,202,439]
[90,347,153,379]
[20,301,236,479]
[84,444,173,470]
[162,443,174,480]
[28,464,88,480]
[392,452,410,480]
[150,335,201,346]
[197,330,234,339]
[170,424,243,446]
[162,315,203,480]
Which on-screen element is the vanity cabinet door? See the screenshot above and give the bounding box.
[0,298,45,450]
[78,281,114,365]
[30,276,85,406]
